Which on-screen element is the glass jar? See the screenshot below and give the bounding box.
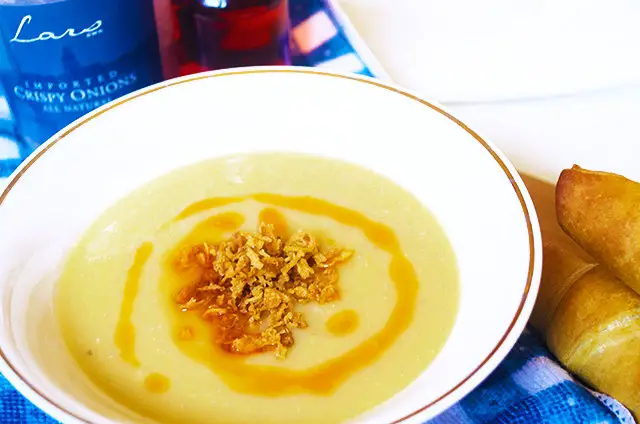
[171,0,291,75]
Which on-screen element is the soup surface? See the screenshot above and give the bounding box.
[56,153,459,423]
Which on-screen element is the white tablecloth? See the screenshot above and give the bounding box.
[449,84,640,182]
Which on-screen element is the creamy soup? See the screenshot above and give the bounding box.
[56,153,459,423]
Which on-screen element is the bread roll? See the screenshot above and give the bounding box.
[557,166,640,295]
[522,174,640,419]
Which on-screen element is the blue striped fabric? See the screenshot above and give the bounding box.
[0,1,637,423]
[430,329,634,424]
[289,0,378,78]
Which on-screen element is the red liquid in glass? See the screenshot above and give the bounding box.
[171,0,291,76]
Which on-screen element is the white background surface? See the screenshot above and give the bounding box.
[335,0,640,184]
[339,0,640,103]
[449,84,640,183]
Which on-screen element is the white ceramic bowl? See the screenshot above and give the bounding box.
[0,67,541,424]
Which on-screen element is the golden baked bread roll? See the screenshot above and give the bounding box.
[556,165,640,295]
[545,258,640,417]
[522,174,640,419]
[531,239,595,334]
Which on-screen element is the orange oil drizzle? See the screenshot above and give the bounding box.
[114,242,153,367]
[116,194,418,396]
[144,373,171,394]
[326,310,359,336]
[173,197,244,222]
[180,211,244,246]
[166,211,247,287]
[160,194,419,396]
[258,207,289,238]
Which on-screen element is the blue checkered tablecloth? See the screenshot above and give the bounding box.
[0,1,636,423]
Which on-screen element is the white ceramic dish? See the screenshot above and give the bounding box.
[338,0,640,103]
[0,67,541,424]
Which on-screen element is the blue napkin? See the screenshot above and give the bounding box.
[429,329,634,424]
[0,1,636,423]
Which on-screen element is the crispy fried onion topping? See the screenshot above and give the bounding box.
[175,221,353,359]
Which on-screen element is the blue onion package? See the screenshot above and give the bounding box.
[0,1,637,423]
[0,0,165,176]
